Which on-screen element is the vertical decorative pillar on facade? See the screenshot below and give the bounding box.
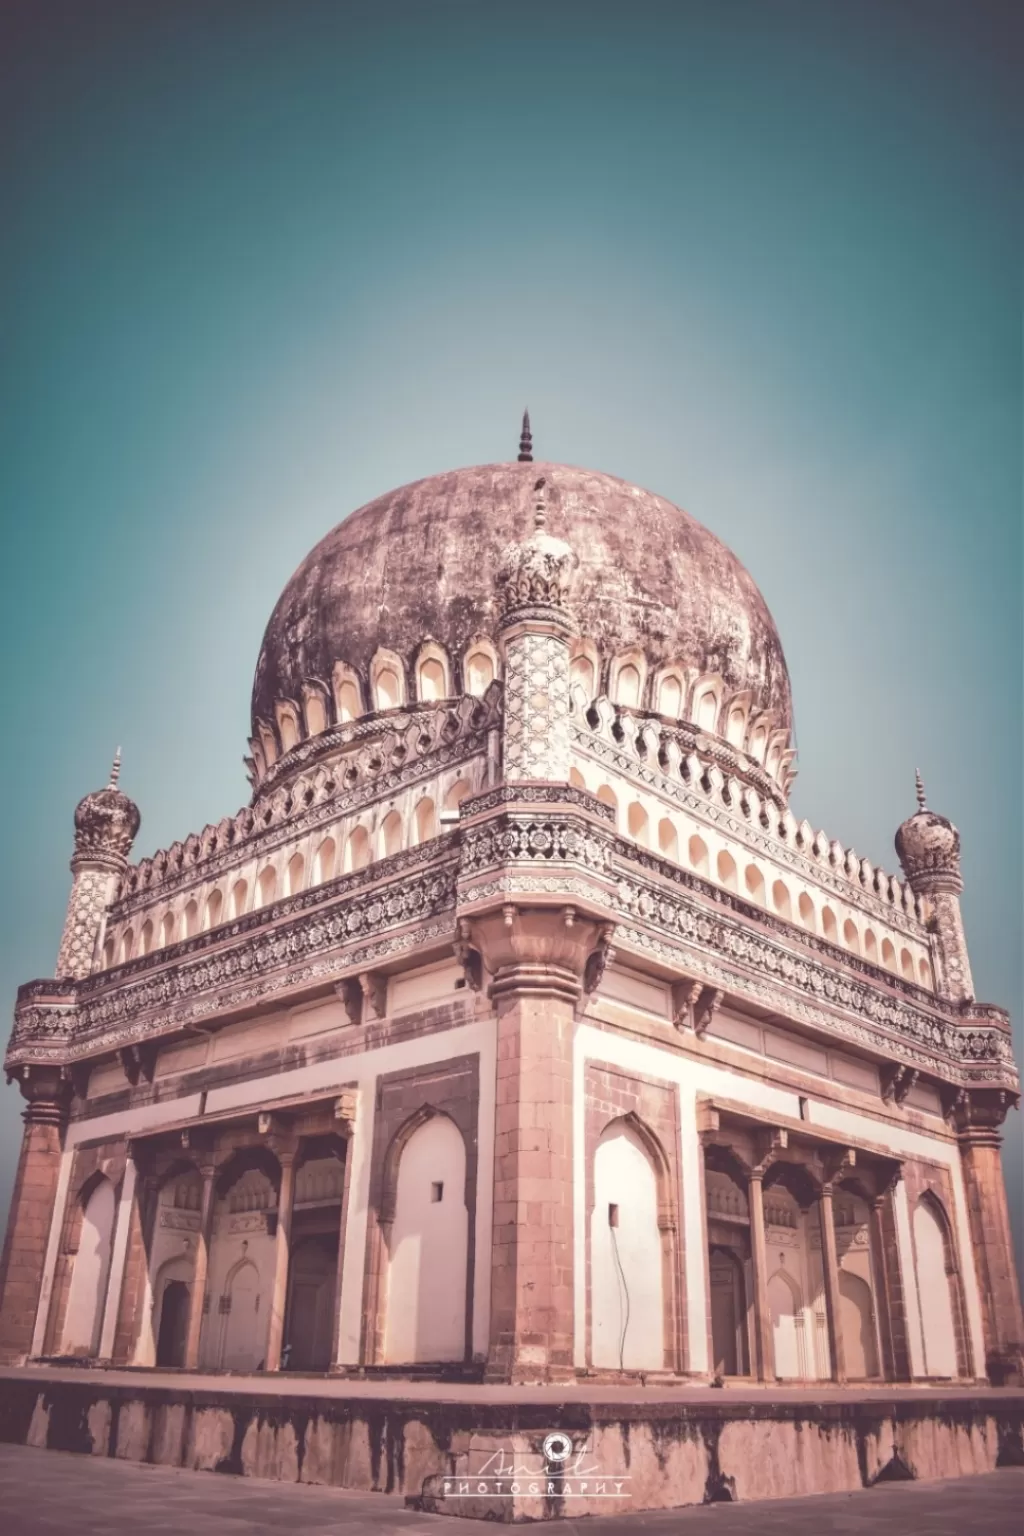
[0,1066,70,1364]
[948,1088,1024,1384]
[817,1182,846,1384]
[183,1162,216,1370]
[55,753,141,979]
[746,1171,772,1383]
[895,772,974,1003]
[495,473,578,784]
[266,1148,297,1372]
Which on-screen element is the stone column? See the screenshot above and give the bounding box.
[0,1068,70,1364]
[469,906,605,1383]
[266,1150,297,1372]
[818,1183,846,1383]
[747,1171,772,1382]
[949,1089,1024,1384]
[869,1194,898,1381]
[183,1162,216,1371]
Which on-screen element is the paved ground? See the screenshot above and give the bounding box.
[0,1444,1021,1534]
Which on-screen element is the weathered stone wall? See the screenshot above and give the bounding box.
[0,1371,1021,1521]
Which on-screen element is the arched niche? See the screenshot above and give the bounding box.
[717,851,738,891]
[371,649,406,712]
[275,701,302,754]
[464,639,498,697]
[415,642,451,703]
[62,1175,117,1357]
[627,801,650,847]
[912,1195,964,1379]
[658,818,679,861]
[772,880,792,919]
[286,851,305,896]
[255,865,277,909]
[383,1113,469,1364]
[610,654,645,711]
[333,662,364,723]
[688,835,710,876]
[570,641,600,709]
[344,825,371,873]
[302,684,328,737]
[654,668,684,720]
[379,809,403,858]
[590,1119,670,1371]
[231,878,248,919]
[314,836,336,885]
[412,797,436,845]
[204,890,223,932]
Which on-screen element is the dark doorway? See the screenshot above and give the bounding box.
[709,1248,749,1377]
[155,1279,190,1367]
[285,1235,336,1371]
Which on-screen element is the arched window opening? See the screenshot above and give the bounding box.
[443,779,471,815]
[375,667,402,712]
[139,920,154,957]
[772,880,792,919]
[744,865,765,904]
[379,810,403,858]
[695,690,718,732]
[337,680,361,723]
[465,646,495,696]
[345,825,371,872]
[255,865,277,910]
[881,938,897,970]
[413,797,436,845]
[417,657,447,702]
[569,766,587,790]
[314,837,336,885]
[717,851,738,891]
[304,691,327,736]
[689,835,710,876]
[864,929,878,961]
[183,901,199,939]
[614,663,642,709]
[204,890,223,932]
[658,819,679,860]
[160,911,176,948]
[726,706,746,746]
[627,802,650,847]
[822,907,838,942]
[231,879,248,919]
[900,947,915,981]
[120,928,134,964]
[102,935,115,968]
[919,957,933,989]
[798,892,816,930]
[843,919,861,954]
[278,709,300,753]
[286,852,305,896]
[748,725,767,762]
[913,1198,960,1378]
[658,674,683,718]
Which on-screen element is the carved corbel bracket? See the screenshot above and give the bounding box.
[822,1146,857,1189]
[68,1061,93,1100]
[453,918,484,992]
[671,979,722,1039]
[753,1126,789,1174]
[881,1062,919,1107]
[333,1089,358,1131]
[336,971,387,1025]
[582,922,616,998]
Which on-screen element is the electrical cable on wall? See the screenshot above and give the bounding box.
[609,1205,630,1371]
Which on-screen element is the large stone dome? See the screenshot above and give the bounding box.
[252,459,793,742]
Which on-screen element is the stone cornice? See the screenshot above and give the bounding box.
[7,788,1018,1092]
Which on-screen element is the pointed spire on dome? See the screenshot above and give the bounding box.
[108,747,122,790]
[517,409,533,463]
[915,768,927,812]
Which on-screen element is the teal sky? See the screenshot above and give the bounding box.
[1,2,1021,1269]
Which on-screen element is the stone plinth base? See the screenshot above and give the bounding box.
[0,1367,1022,1522]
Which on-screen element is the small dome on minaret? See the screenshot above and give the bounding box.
[895,770,962,895]
[72,750,141,866]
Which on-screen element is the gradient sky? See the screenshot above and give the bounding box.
[1,2,1021,1270]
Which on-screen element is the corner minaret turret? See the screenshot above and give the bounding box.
[55,752,141,979]
[495,469,579,783]
[895,771,974,1003]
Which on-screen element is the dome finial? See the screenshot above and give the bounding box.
[108,747,122,790]
[517,409,533,463]
[915,768,927,812]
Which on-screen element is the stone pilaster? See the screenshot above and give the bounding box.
[0,1067,70,1364]
[469,906,604,1383]
[948,1088,1024,1384]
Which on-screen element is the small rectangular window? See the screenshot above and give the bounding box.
[431,1181,444,1203]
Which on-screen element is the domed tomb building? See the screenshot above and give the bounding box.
[2,422,1021,1410]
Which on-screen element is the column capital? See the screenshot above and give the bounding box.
[944,1086,1019,1145]
[465,904,611,1003]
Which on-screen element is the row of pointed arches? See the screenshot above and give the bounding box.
[577,771,932,989]
[103,777,474,969]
